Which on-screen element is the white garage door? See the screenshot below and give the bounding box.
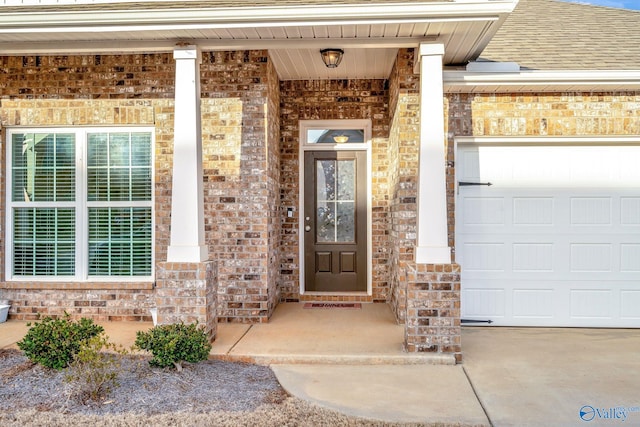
[456,145,640,327]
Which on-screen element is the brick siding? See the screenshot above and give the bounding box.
[405,263,461,362]
[0,283,155,321]
[155,261,217,340]
[0,51,282,323]
[387,49,419,322]
[200,50,280,323]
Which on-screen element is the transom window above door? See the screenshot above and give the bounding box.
[6,127,154,282]
[307,129,365,144]
[301,120,371,147]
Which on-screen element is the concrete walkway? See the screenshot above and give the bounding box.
[273,364,488,425]
[2,304,640,426]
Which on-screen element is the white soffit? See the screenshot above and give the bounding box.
[271,48,399,80]
[444,70,640,93]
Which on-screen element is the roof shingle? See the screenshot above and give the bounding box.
[480,0,640,70]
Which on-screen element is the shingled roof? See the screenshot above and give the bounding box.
[480,0,640,70]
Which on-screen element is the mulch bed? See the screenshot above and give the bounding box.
[0,348,426,427]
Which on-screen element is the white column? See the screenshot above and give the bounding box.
[167,45,208,262]
[415,43,451,264]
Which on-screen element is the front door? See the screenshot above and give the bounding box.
[304,150,367,292]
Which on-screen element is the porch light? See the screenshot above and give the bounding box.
[333,134,349,143]
[320,48,344,68]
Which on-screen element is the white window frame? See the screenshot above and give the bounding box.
[5,126,155,282]
[298,119,372,295]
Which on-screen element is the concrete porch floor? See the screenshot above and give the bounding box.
[1,302,448,364]
[211,302,455,365]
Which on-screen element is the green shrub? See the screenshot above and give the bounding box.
[17,314,104,370]
[135,322,211,370]
[64,335,128,404]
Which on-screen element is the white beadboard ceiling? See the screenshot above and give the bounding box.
[271,48,398,80]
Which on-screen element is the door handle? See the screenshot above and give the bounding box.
[305,225,311,232]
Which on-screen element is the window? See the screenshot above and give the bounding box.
[300,119,371,147]
[7,128,154,281]
[307,129,365,144]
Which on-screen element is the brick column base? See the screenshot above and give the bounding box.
[404,263,462,362]
[155,261,217,342]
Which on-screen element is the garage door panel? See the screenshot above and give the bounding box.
[463,192,640,233]
[621,291,640,318]
[462,279,639,326]
[570,243,612,272]
[513,197,554,225]
[621,197,640,224]
[570,197,612,225]
[457,145,640,327]
[570,289,614,319]
[461,241,638,281]
[512,243,554,272]
[462,287,506,318]
[462,197,505,225]
[512,289,555,318]
[462,243,506,272]
[621,244,640,272]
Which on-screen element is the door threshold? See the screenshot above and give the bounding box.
[302,291,370,297]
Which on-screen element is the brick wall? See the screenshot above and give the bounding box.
[405,263,461,362]
[387,49,419,322]
[0,283,155,321]
[278,79,390,302]
[200,51,281,322]
[0,53,175,321]
[155,261,217,340]
[0,54,175,100]
[0,51,283,323]
[448,92,640,139]
[266,55,282,317]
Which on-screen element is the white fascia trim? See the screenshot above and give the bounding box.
[0,1,518,33]
[444,69,640,90]
[455,136,640,147]
[0,37,437,55]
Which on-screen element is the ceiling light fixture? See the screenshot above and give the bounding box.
[320,48,344,68]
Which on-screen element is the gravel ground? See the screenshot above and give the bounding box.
[0,349,430,427]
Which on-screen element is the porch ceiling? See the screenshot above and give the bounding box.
[0,0,518,80]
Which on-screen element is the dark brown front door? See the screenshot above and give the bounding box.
[304,150,367,292]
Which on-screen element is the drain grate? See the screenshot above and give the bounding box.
[303,303,362,309]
